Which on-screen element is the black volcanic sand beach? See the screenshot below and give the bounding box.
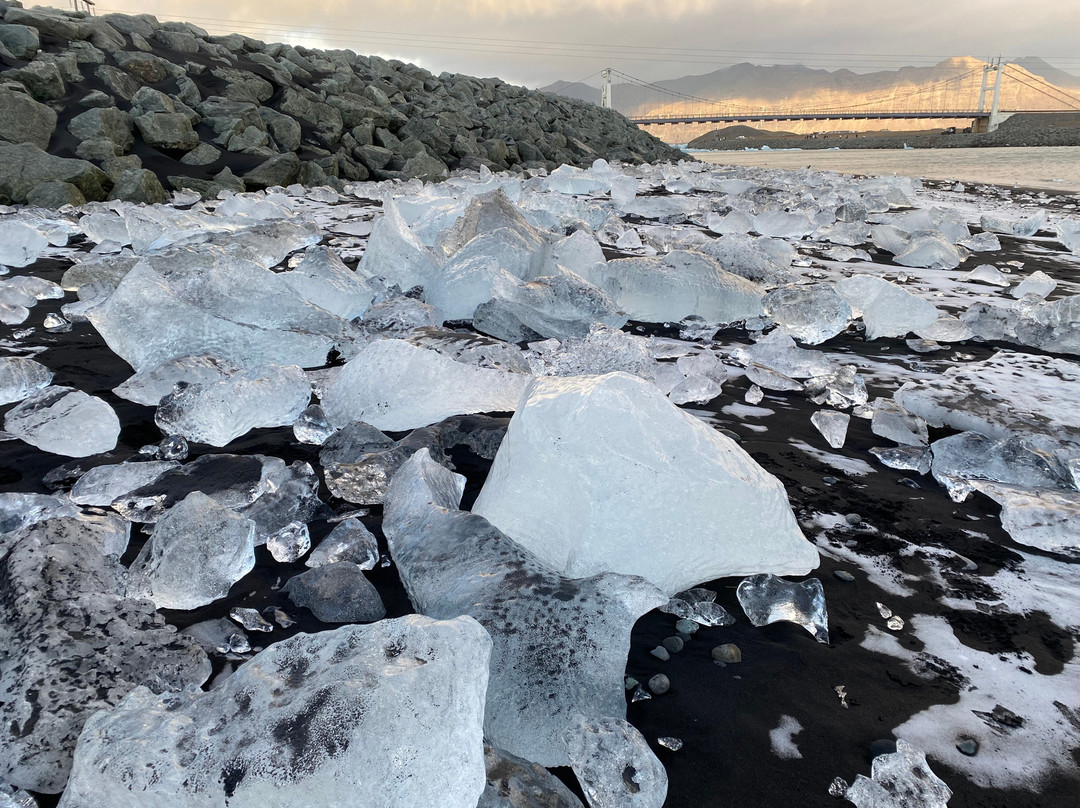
[3,184,1080,808]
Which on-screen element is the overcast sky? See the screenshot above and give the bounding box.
[96,0,1080,87]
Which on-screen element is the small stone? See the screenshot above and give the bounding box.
[833,570,855,582]
[662,636,684,654]
[675,618,698,635]
[828,777,849,798]
[898,477,921,489]
[845,513,861,525]
[648,674,670,695]
[711,643,742,663]
[624,677,639,691]
[822,475,837,485]
[956,738,979,756]
[270,607,295,628]
[650,645,670,661]
[869,739,898,758]
[657,737,683,751]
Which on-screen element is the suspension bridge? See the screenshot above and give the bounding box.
[585,61,1080,134]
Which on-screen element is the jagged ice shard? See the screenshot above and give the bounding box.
[473,373,818,595]
[58,616,492,808]
[383,449,667,767]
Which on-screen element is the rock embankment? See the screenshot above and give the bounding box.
[688,113,1080,152]
[0,2,683,206]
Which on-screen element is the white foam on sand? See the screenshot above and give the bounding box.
[769,715,804,760]
[790,439,875,476]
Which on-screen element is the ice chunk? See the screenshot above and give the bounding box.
[843,740,952,808]
[474,269,627,342]
[292,404,335,444]
[421,254,516,321]
[266,521,310,562]
[237,460,323,545]
[764,284,852,344]
[754,210,814,239]
[1010,270,1056,300]
[731,330,837,380]
[804,365,869,410]
[668,348,726,405]
[959,231,1001,252]
[324,425,445,505]
[384,449,666,766]
[812,410,850,449]
[736,573,829,643]
[0,221,49,267]
[565,715,667,808]
[615,228,642,250]
[321,339,530,431]
[306,517,379,569]
[319,421,395,464]
[284,562,386,622]
[964,265,1011,287]
[0,492,79,538]
[59,615,491,808]
[893,233,962,269]
[580,250,764,325]
[870,446,932,475]
[277,245,374,318]
[871,399,929,446]
[916,315,974,343]
[970,482,1080,553]
[128,491,257,610]
[980,209,1047,237]
[0,518,208,793]
[70,460,181,506]
[835,275,938,339]
[930,432,1068,499]
[358,295,443,337]
[707,210,754,234]
[407,328,531,374]
[1057,219,1080,253]
[4,386,120,457]
[478,744,585,808]
[154,363,311,447]
[473,373,819,595]
[527,324,657,379]
[696,235,799,286]
[660,588,735,627]
[0,357,53,405]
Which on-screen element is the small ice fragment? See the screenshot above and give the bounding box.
[229,607,273,633]
[811,410,850,449]
[306,517,379,569]
[745,384,764,404]
[158,435,188,460]
[0,357,53,405]
[42,313,70,333]
[657,737,683,751]
[266,521,311,563]
[876,602,893,619]
[293,404,335,445]
[4,386,120,457]
[870,399,928,446]
[1010,270,1056,300]
[834,685,849,709]
[964,265,1011,287]
[886,615,905,631]
[870,446,931,475]
[736,574,829,643]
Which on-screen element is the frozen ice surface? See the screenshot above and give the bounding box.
[473,373,818,595]
[321,339,530,431]
[581,250,765,325]
[1010,270,1056,300]
[893,233,962,269]
[406,327,530,374]
[70,460,181,506]
[283,562,386,622]
[128,491,257,610]
[0,358,53,405]
[4,386,120,457]
[154,363,311,447]
[763,284,852,344]
[278,245,374,319]
[0,517,209,793]
[894,351,1080,450]
[812,410,850,449]
[871,399,929,446]
[474,269,627,342]
[59,615,491,808]
[843,740,951,808]
[969,482,1080,553]
[964,265,1011,287]
[835,275,938,340]
[0,221,49,268]
[564,715,667,808]
[736,573,829,643]
[384,449,666,766]
[306,517,379,569]
[930,432,1069,498]
[478,744,585,808]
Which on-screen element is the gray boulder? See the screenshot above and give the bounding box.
[167,166,245,198]
[74,138,121,161]
[67,107,133,150]
[94,65,141,100]
[134,112,200,151]
[259,106,301,151]
[4,7,82,40]
[108,169,167,204]
[402,151,450,182]
[244,152,301,189]
[78,90,113,109]
[3,61,65,102]
[26,181,86,208]
[0,142,110,203]
[0,24,39,59]
[179,142,220,166]
[113,50,172,83]
[0,85,56,150]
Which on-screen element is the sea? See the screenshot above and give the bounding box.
[691,145,1080,193]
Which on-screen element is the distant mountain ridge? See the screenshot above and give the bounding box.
[542,57,1080,119]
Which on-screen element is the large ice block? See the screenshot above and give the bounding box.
[473,373,818,594]
[763,284,852,345]
[278,245,374,319]
[4,386,120,457]
[384,449,666,766]
[58,616,491,808]
[835,275,938,339]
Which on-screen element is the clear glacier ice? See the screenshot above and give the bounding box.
[4,386,120,457]
[564,715,668,808]
[736,573,829,643]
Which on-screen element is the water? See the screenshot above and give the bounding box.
[693,146,1080,193]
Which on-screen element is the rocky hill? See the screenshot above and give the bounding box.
[0,2,682,206]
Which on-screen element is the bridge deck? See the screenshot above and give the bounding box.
[630,111,993,125]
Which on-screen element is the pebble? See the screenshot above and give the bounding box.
[624,677,639,691]
[675,619,698,635]
[898,477,921,489]
[869,739,897,758]
[956,738,979,756]
[711,643,742,663]
[822,476,838,485]
[648,674,670,695]
[662,636,684,654]
[833,570,855,582]
[650,646,670,661]
[844,513,861,525]
[676,632,692,644]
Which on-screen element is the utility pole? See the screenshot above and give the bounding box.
[989,57,1004,132]
[600,68,612,110]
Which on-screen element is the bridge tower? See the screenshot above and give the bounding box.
[978,63,991,112]
[988,58,1005,132]
[600,68,612,110]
